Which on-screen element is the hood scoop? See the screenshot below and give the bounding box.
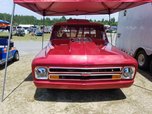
[69,38,85,55]
[49,38,102,56]
[69,38,101,55]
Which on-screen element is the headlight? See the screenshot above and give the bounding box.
[121,66,135,79]
[35,67,48,79]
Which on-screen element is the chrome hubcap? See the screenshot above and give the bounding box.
[138,54,145,66]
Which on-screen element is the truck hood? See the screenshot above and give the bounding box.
[33,41,137,67]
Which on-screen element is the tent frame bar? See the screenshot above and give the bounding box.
[1,3,46,102]
[1,4,16,102]
[108,14,113,45]
[42,15,45,49]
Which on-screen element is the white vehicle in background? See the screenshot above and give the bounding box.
[116,3,152,73]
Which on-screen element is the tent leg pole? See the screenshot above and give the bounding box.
[109,14,112,45]
[1,4,15,102]
[42,16,45,49]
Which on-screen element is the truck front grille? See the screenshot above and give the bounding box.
[49,67,121,73]
[59,75,112,80]
[48,67,122,80]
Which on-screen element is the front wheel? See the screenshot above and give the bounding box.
[13,51,19,61]
[136,50,149,69]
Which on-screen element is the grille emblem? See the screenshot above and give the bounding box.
[81,72,91,76]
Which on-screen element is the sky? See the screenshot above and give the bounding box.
[0,0,119,21]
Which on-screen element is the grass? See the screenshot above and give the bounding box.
[0,32,50,41]
[12,34,50,41]
[0,31,117,42]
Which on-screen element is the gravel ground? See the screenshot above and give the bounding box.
[0,41,152,114]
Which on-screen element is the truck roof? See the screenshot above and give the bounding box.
[54,19,104,26]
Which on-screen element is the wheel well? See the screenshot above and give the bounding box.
[13,50,19,56]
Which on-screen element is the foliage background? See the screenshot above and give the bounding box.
[0,13,117,26]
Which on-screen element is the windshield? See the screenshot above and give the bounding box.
[52,25,105,39]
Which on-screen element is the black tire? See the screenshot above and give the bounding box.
[13,51,19,61]
[136,50,149,69]
[150,59,152,74]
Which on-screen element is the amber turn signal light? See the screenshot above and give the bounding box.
[112,75,121,80]
[49,75,59,80]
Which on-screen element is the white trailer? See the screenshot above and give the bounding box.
[116,3,152,73]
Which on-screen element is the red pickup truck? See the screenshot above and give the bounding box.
[32,19,137,90]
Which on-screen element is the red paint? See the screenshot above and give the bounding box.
[34,80,134,90]
[32,19,138,89]
[14,0,147,16]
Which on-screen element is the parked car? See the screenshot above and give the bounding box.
[35,30,43,36]
[32,19,137,90]
[0,37,19,65]
[28,26,37,33]
[116,3,152,73]
[44,26,52,33]
[14,27,25,36]
[106,26,117,33]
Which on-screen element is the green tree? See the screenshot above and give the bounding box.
[0,13,118,26]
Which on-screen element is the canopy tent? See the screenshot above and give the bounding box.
[0,20,9,24]
[14,0,149,16]
[1,0,152,102]
[0,20,10,29]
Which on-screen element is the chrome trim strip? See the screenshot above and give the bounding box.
[49,67,122,70]
[49,67,122,73]
[49,74,120,76]
[49,72,121,74]
[48,79,114,81]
